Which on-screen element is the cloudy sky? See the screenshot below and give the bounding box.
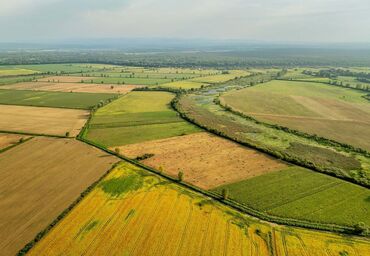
[1,0,370,43]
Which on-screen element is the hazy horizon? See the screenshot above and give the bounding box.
[1,0,370,44]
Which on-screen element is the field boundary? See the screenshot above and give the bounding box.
[0,130,71,139]
[0,136,33,154]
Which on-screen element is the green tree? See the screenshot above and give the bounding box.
[221,188,229,200]
[178,171,184,181]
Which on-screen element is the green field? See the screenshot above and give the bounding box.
[0,75,43,85]
[0,89,117,109]
[221,80,370,150]
[86,91,200,146]
[213,166,370,227]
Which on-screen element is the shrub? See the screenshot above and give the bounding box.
[178,171,184,182]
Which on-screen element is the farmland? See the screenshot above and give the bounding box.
[220,80,370,150]
[175,75,370,187]
[0,137,118,255]
[213,166,370,227]
[160,80,208,89]
[118,132,287,189]
[85,91,200,147]
[1,82,141,94]
[0,89,117,109]
[0,105,89,136]
[27,162,370,256]
[0,63,369,255]
[0,133,30,151]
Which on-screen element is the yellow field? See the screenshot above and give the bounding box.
[160,80,208,89]
[28,162,370,256]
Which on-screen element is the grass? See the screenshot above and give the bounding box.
[213,166,370,227]
[237,80,368,104]
[0,89,117,109]
[26,162,370,255]
[86,91,200,146]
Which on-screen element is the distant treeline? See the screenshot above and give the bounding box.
[2,48,370,68]
[304,68,370,79]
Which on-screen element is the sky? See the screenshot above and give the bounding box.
[1,0,370,43]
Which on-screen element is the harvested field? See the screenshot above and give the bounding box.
[221,80,370,150]
[1,82,141,94]
[117,133,287,189]
[0,137,118,255]
[0,133,30,151]
[0,105,89,136]
[28,162,370,256]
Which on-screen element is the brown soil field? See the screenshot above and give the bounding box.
[117,132,287,189]
[0,105,89,137]
[0,133,30,151]
[0,137,118,255]
[1,82,141,94]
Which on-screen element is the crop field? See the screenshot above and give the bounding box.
[27,162,370,256]
[0,89,117,109]
[213,166,370,227]
[118,132,288,189]
[0,133,30,151]
[0,75,43,85]
[177,86,370,186]
[220,80,370,150]
[160,80,209,89]
[0,67,39,77]
[9,64,102,73]
[0,137,118,255]
[191,70,250,83]
[86,91,200,146]
[1,81,141,94]
[0,105,89,136]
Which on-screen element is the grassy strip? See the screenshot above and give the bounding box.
[0,130,69,139]
[17,161,121,256]
[0,136,33,154]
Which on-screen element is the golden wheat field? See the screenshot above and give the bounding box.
[28,162,370,256]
